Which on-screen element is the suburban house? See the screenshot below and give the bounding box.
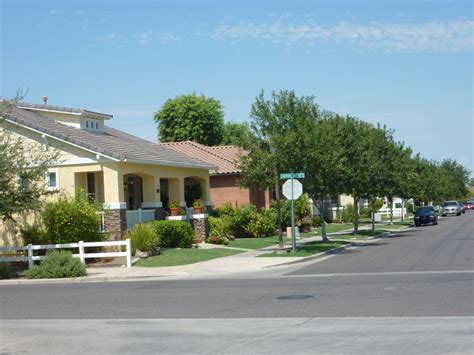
[160,141,271,209]
[0,100,216,246]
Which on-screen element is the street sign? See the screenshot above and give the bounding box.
[280,173,305,179]
[282,179,303,200]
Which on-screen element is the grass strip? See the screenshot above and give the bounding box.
[135,248,243,267]
[259,241,347,257]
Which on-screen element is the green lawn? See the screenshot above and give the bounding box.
[259,241,347,257]
[135,248,244,267]
[331,229,385,240]
[228,232,317,250]
[316,223,353,234]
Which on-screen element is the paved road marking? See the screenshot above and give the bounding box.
[282,269,474,278]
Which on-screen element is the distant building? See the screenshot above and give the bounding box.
[161,141,270,209]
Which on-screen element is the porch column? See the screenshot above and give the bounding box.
[102,166,127,240]
[142,175,163,220]
[169,177,186,208]
[198,177,210,207]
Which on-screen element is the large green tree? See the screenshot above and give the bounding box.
[221,121,253,148]
[154,93,225,146]
[239,90,321,246]
[0,99,59,221]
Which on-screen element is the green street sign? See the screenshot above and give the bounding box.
[280,173,305,179]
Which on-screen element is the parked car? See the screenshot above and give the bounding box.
[414,206,438,226]
[457,201,466,214]
[464,200,474,210]
[441,201,462,216]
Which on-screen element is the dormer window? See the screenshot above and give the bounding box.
[82,118,103,132]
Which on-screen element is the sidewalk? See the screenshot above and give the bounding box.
[1,224,412,285]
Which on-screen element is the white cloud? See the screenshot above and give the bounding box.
[138,30,153,45]
[212,19,474,51]
[136,31,178,45]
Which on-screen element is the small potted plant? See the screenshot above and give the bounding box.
[193,199,203,214]
[169,200,180,216]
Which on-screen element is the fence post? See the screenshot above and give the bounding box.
[125,238,132,268]
[27,244,33,269]
[78,241,85,264]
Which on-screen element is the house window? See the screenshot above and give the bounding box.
[86,121,89,128]
[46,169,59,191]
[87,172,96,201]
[95,122,99,129]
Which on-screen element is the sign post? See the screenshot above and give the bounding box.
[281,173,304,254]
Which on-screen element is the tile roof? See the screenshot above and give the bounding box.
[0,102,216,170]
[160,141,245,175]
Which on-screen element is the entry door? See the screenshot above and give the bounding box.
[86,172,96,201]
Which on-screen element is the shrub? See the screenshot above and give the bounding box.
[0,264,16,279]
[20,224,48,245]
[208,216,233,239]
[271,195,312,228]
[149,220,194,248]
[339,204,355,223]
[407,202,414,213]
[312,215,322,227]
[230,204,257,238]
[219,202,236,217]
[359,208,371,218]
[42,191,103,244]
[206,233,229,245]
[246,209,277,238]
[25,250,87,279]
[128,223,160,255]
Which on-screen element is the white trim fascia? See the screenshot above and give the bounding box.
[17,106,82,116]
[166,216,187,221]
[103,202,127,210]
[53,158,101,166]
[3,118,120,162]
[192,213,208,219]
[141,202,163,208]
[124,158,217,171]
[17,106,112,120]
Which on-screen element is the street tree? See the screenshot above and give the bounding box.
[239,90,321,246]
[154,93,225,146]
[221,121,253,148]
[0,97,59,221]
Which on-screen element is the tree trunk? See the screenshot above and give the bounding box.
[370,198,376,233]
[353,195,360,235]
[320,192,329,242]
[401,198,405,222]
[274,174,283,248]
[389,197,394,225]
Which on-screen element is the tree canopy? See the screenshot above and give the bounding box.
[154,93,225,146]
[0,99,59,221]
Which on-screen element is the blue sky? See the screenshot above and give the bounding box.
[1,0,473,173]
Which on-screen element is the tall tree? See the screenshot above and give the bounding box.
[239,90,320,247]
[154,93,225,146]
[221,121,253,148]
[0,97,59,221]
[301,113,347,241]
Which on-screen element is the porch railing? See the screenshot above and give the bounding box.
[126,209,155,230]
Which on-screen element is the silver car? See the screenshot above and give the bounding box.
[441,201,462,216]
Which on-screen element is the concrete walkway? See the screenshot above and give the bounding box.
[2,224,411,284]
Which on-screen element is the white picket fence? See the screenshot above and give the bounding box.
[0,239,132,269]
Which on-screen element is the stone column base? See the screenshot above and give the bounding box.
[104,209,127,241]
[191,214,209,243]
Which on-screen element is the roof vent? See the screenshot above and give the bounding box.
[42,96,48,105]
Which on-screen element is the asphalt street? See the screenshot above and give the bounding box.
[1,212,473,354]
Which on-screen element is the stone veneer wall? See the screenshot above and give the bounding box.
[191,217,209,243]
[104,209,127,240]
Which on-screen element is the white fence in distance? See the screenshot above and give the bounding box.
[0,239,132,269]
